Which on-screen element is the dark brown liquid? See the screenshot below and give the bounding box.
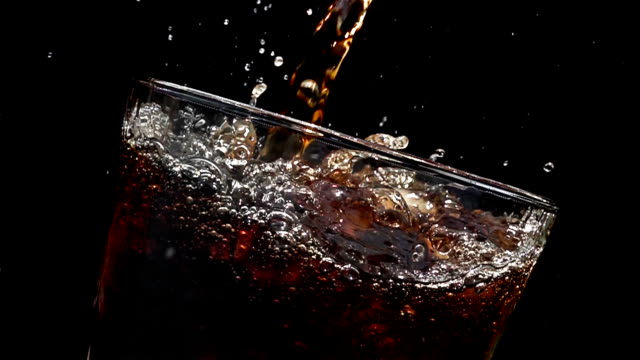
[90,150,528,360]
[259,0,373,161]
[286,0,373,124]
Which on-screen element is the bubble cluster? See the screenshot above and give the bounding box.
[365,133,409,150]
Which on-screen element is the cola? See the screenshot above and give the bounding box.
[88,82,556,359]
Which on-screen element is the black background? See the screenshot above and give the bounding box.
[2,1,633,358]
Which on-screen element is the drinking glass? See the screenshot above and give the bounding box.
[88,79,557,360]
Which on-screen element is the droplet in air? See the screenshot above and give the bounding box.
[223,19,229,25]
[543,162,555,173]
[244,63,251,71]
[168,34,173,41]
[306,8,313,15]
[257,77,264,83]
[259,39,266,46]
[274,56,284,67]
[283,74,289,80]
[250,83,268,106]
[429,149,445,161]
[270,51,275,56]
[503,160,509,167]
[259,48,265,54]
[168,26,172,31]
[47,51,53,59]
[379,116,388,127]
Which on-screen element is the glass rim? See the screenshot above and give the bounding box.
[137,78,558,213]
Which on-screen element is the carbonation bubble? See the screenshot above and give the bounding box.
[342,266,360,281]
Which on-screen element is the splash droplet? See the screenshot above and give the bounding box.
[379,116,388,127]
[306,8,313,15]
[259,38,266,46]
[258,48,265,54]
[223,19,229,25]
[283,74,289,80]
[47,51,53,59]
[543,162,555,173]
[274,56,284,67]
[168,34,173,41]
[252,83,268,97]
[244,63,251,71]
[250,83,268,106]
[429,149,445,161]
[503,160,509,167]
